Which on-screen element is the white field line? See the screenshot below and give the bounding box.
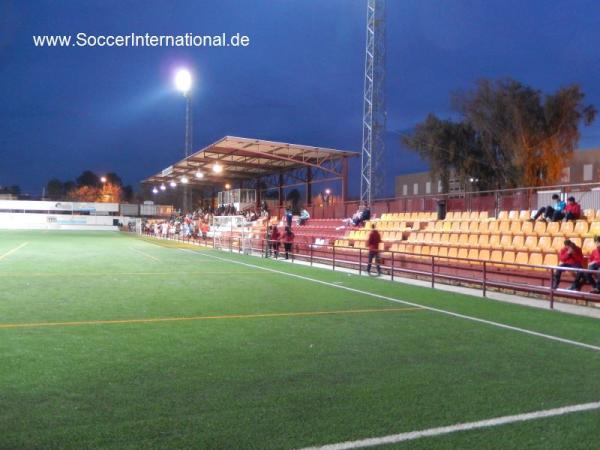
[297,401,600,450]
[131,246,160,261]
[0,242,29,262]
[180,249,600,353]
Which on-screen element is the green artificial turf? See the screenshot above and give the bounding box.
[0,230,598,449]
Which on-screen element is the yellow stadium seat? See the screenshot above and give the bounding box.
[508,210,519,220]
[438,246,449,259]
[490,250,503,265]
[478,221,490,234]
[550,236,564,251]
[582,238,595,255]
[478,249,490,261]
[469,211,479,220]
[478,234,490,248]
[533,220,547,236]
[431,233,441,244]
[443,221,453,232]
[503,251,516,265]
[416,232,425,242]
[421,245,431,255]
[460,221,470,232]
[498,211,509,220]
[430,246,439,256]
[448,233,460,246]
[459,212,469,221]
[544,221,560,236]
[434,221,444,232]
[510,221,522,234]
[468,221,479,233]
[410,212,419,220]
[543,253,558,266]
[519,220,534,236]
[445,211,455,220]
[487,221,500,234]
[528,252,543,268]
[488,234,501,249]
[478,211,489,220]
[538,236,552,252]
[424,221,435,231]
[524,235,538,251]
[559,221,574,236]
[584,209,596,221]
[588,221,600,237]
[439,233,451,244]
[467,248,479,261]
[499,235,513,249]
[467,234,479,248]
[511,235,525,250]
[457,247,469,259]
[570,237,582,248]
[499,221,511,234]
[396,243,406,252]
[413,245,423,255]
[519,210,532,221]
[515,251,529,265]
[451,221,461,232]
[423,232,432,243]
[574,221,589,237]
[448,247,459,259]
[458,234,469,246]
[405,244,414,253]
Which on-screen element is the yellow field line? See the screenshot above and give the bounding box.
[0,271,270,277]
[131,247,160,261]
[0,242,29,262]
[0,307,423,330]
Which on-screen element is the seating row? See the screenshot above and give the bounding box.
[405,232,595,254]
[389,243,558,269]
[379,212,438,221]
[422,219,599,237]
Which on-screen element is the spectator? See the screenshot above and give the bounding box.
[366,223,382,276]
[270,225,281,258]
[285,208,293,228]
[201,222,209,241]
[298,208,310,225]
[532,194,566,221]
[282,226,295,260]
[552,239,585,290]
[585,236,600,294]
[564,196,581,221]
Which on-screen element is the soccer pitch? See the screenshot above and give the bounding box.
[1,231,599,449]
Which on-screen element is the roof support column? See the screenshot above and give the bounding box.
[256,178,262,208]
[278,173,284,207]
[342,156,349,203]
[306,167,312,206]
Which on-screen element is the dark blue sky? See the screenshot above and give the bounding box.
[1,0,599,196]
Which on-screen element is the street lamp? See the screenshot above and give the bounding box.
[174,68,193,211]
[100,176,107,183]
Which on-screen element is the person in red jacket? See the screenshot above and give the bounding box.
[552,239,585,290]
[585,236,600,294]
[563,196,581,221]
[270,225,281,258]
[282,226,295,260]
[366,223,382,276]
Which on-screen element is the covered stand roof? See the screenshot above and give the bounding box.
[143,136,358,187]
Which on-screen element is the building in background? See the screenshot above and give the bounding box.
[395,148,600,196]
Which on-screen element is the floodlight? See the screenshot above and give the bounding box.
[170,181,177,188]
[152,187,158,194]
[325,188,331,195]
[174,69,192,94]
[225,183,231,190]
[181,176,189,184]
[160,184,166,191]
[100,176,107,183]
[195,171,204,179]
[212,163,223,174]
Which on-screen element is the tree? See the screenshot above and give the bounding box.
[45,178,64,200]
[122,185,134,202]
[403,78,597,189]
[105,172,123,186]
[286,189,301,213]
[67,185,101,202]
[76,170,100,187]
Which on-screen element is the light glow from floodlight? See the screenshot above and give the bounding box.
[212,163,223,174]
[152,187,158,194]
[100,176,107,183]
[174,69,192,94]
[170,181,177,188]
[195,171,204,179]
[160,184,166,191]
[325,188,331,195]
[181,176,189,184]
[225,183,231,190]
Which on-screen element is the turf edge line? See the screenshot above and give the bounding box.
[180,249,600,353]
[297,400,600,449]
[0,241,29,261]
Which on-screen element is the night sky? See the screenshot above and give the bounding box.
[1,0,599,197]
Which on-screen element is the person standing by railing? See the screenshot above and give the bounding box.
[282,226,295,260]
[366,223,382,276]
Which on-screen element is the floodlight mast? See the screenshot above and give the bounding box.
[175,69,193,212]
[360,0,386,207]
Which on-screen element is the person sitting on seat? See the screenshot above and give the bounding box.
[563,196,581,221]
[532,194,566,221]
[298,208,310,225]
[552,239,585,290]
[585,236,600,294]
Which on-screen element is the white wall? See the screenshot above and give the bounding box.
[0,213,123,231]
